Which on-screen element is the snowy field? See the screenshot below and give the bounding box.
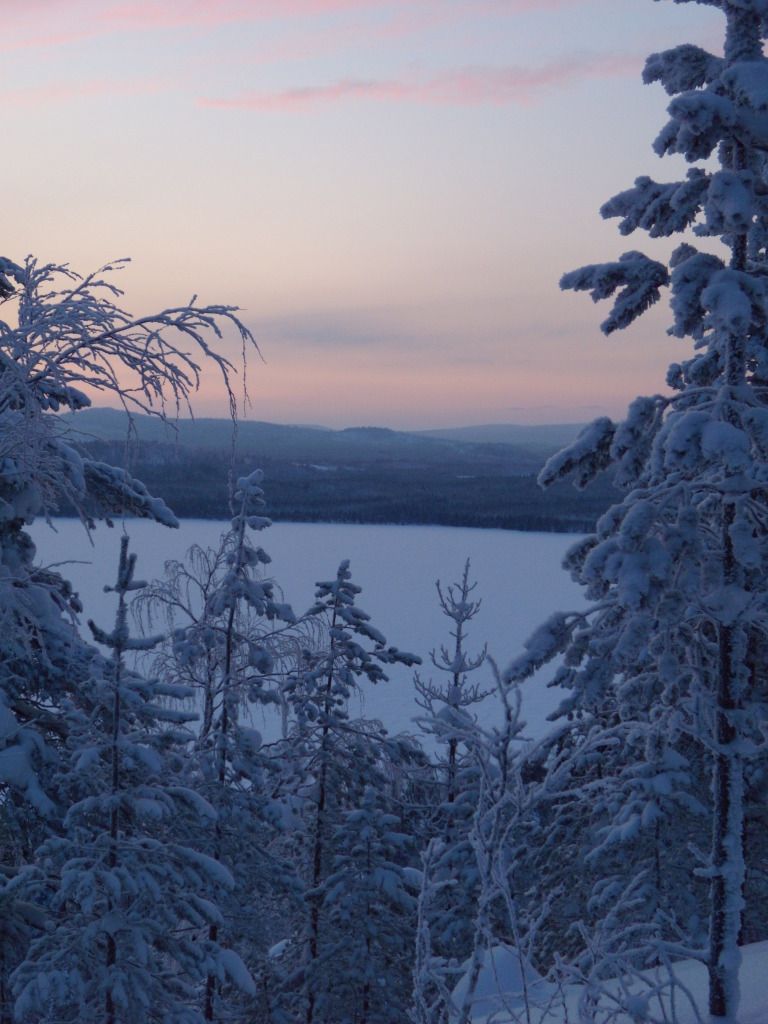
[30,518,583,742]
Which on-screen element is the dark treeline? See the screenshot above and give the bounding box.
[79,439,618,531]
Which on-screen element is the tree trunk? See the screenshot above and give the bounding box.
[306,708,330,1024]
[708,621,745,1021]
[204,616,234,1022]
[306,608,338,1024]
[105,546,126,1024]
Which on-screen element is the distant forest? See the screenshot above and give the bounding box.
[70,413,619,531]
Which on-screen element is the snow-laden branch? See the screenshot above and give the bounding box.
[0,257,257,422]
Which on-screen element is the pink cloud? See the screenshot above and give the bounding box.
[201,53,641,112]
[98,0,404,31]
[0,1,101,52]
[100,0,587,30]
[0,0,589,52]
[0,1,373,54]
[174,3,500,80]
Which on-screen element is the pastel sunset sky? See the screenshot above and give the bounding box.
[4,0,722,427]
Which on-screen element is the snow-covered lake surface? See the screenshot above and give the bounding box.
[30,519,584,742]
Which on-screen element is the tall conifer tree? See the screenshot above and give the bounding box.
[11,537,255,1023]
[508,3,768,1019]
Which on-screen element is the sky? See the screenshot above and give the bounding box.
[2,0,725,429]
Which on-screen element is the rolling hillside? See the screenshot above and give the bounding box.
[57,409,615,531]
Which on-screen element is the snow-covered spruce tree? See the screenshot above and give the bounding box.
[415,560,489,810]
[318,784,417,1024]
[506,709,712,1010]
[413,677,554,1024]
[413,562,491,971]
[12,536,255,1023]
[283,561,419,1024]
[136,470,301,1021]
[0,256,255,1007]
[508,3,768,1019]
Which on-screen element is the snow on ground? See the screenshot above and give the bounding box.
[30,518,584,741]
[451,942,768,1023]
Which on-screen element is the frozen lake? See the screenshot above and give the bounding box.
[30,519,585,742]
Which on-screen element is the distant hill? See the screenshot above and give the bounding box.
[58,408,335,454]
[57,409,564,474]
[55,408,616,531]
